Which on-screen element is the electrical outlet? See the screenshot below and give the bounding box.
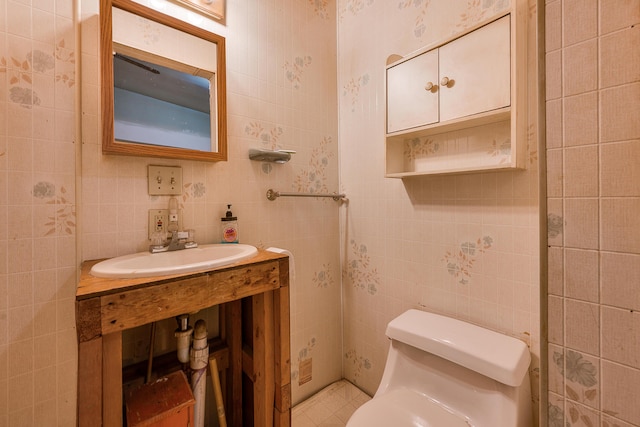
[148,209,183,239]
[148,209,168,239]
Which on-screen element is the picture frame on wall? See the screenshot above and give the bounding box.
[173,0,225,21]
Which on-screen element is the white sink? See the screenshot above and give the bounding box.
[90,244,259,279]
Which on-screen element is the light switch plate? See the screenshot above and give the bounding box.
[148,165,182,195]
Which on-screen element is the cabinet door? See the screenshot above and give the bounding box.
[386,49,439,133]
[439,15,511,123]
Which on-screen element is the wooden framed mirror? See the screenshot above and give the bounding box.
[101,0,227,161]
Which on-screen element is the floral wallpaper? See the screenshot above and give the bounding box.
[343,239,379,295]
[338,0,540,421]
[313,264,335,288]
[33,183,76,236]
[553,350,598,405]
[339,0,375,20]
[308,0,331,19]
[293,136,335,194]
[344,348,372,384]
[456,0,511,31]
[2,41,74,108]
[397,0,433,38]
[442,235,493,285]
[342,73,370,112]
[178,181,207,207]
[1,4,78,422]
[245,121,284,149]
[488,137,512,164]
[404,137,440,160]
[284,56,313,89]
[548,213,564,239]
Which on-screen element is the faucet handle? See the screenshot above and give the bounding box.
[175,231,189,240]
[150,232,165,246]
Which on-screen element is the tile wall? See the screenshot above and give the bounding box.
[336,0,542,424]
[545,0,640,426]
[81,0,344,411]
[0,0,78,423]
[1,0,343,423]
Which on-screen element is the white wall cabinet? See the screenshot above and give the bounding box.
[385,6,527,177]
[387,49,439,133]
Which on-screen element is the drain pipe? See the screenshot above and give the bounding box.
[190,319,209,427]
[175,314,193,365]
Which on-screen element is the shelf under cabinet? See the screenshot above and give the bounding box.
[385,109,523,178]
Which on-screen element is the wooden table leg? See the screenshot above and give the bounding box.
[78,338,103,427]
[274,286,291,427]
[252,292,275,427]
[222,300,243,427]
[103,331,123,427]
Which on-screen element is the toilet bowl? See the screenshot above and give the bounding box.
[347,309,532,427]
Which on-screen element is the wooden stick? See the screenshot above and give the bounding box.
[210,358,227,427]
[146,322,156,383]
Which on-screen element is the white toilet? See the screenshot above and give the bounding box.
[347,309,532,427]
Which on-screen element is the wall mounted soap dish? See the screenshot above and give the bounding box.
[248,148,295,163]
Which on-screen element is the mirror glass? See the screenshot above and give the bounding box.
[102,0,227,161]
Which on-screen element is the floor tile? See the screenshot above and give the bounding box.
[292,380,371,427]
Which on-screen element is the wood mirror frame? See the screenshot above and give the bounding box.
[101,0,227,161]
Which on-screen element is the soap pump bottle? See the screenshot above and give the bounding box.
[220,204,238,243]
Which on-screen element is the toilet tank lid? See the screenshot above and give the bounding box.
[386,310,531,387]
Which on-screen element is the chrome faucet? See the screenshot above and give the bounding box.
[149,230,198,253]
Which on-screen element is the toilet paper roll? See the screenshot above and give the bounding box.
[266,247,295,282]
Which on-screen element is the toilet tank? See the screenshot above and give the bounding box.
[385,309,530,387]
[376,309,532,427]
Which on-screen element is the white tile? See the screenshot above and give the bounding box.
[317,415,345,427]
[334,402,360,423]
[292,410,317,427]
[293,381,369,427]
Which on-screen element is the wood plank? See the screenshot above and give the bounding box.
[78,338,102,427]
[100,262,279,334]
[273,286,291,414]
[222,300,243,427]
[277,257,290,289]
[76,298,102,343]
[275,383,291,425]
[275,257,291,425]
[274,407,291,427]
[242,345,254,380]
[252,293,266,427]
[210,346,229,371]
[103,331,123,427]
[252,292,275,427]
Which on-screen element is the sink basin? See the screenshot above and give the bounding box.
[90,244,259,279]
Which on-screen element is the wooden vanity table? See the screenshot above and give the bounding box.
[76,250,291,427]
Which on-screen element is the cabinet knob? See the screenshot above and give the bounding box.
[440,76,450,87]
[424,82,434,91]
